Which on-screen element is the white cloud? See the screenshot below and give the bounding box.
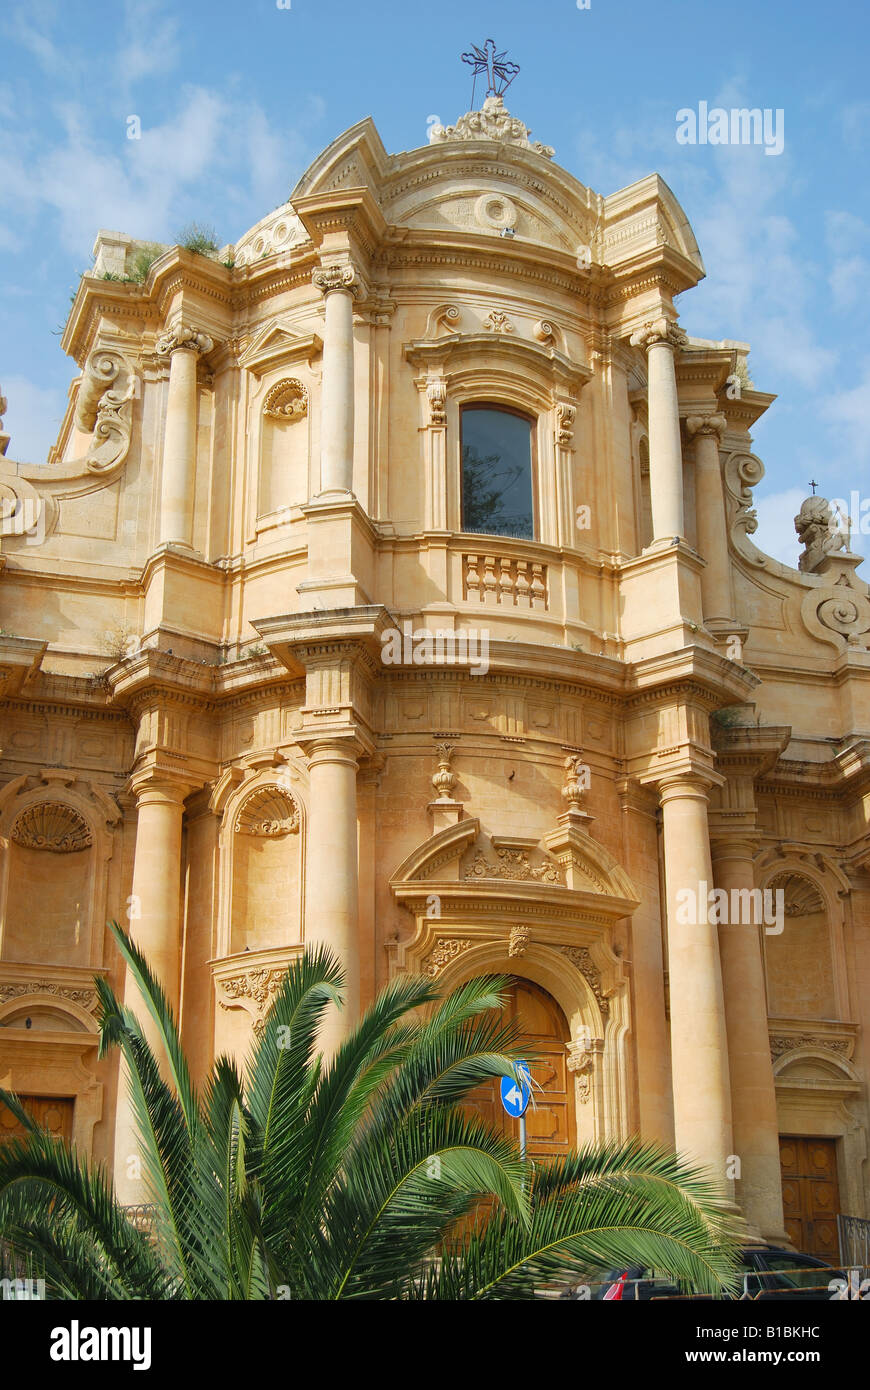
[0,86,301,253]
[752,487,806,569]
[1,372,71,465]
[820,359,870,468]
[116,0,180,89]
[825,210,870,310]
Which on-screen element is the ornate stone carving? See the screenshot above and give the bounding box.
[427,95,555,159]
[156,323,214,356]
[533,320,556,345]
[431,743,457,800]
[507,924,530,957]
[686,412,727,440]
[555,402,576,445]
[483,308,515,334]
[0,980,100,1016]
[218,967,287,1038]
[10,802,93,853]
[560,945,610,1015]
[422,937,472,978]
[312,264,359,296]
[234,784,300,836]
[263,378,308,421]
[629,318,688,353]
[426,379,447,426]
[474,192,517,232]
[770,1034,851,1060]
[73,349,139,476]
[767,872,824,917]
[566,1033,596,1103]
[795,495,847,572]
[464,847,562,883]
[562,754,590,810]
[727,452,765,541]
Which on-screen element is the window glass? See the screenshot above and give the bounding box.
[461,406,534,540]
[760,1252,834,1290]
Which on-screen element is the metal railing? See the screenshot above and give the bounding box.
[838,1214,870,1275]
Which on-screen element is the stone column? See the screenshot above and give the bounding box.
[113,774,189,1204]
[303,737,360,1053]
[155,323,213,547]
[712,835,789,1241]
[630,318,688,543]
[659,774,735,1198]
[313,264,358,495]
[687,413,735,625]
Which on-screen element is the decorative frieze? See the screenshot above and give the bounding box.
[0,979,100,1015]
[464,847,562,884]
[483,308,515,334]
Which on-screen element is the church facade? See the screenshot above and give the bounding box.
[0,94,868,1254]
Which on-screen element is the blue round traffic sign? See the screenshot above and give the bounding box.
[500,1061,531,1118]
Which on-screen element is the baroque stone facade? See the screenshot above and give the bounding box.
[0,97,868,1251]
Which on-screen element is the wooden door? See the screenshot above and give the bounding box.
[0,1095,74,1146]
[779,1136,840,1260]
[464,978,576,1161]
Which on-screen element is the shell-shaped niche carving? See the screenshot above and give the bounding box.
[768,872,825,917]
[11,802,93,853]
[234,784,300,837]
[263,378,308,422]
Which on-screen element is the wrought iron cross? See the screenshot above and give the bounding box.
[461,39,519,107]
[810,478,819,495]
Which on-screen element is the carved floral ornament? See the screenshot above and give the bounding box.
[427,95,555,159]
[464,847,562,884]
[770,1034,851,1061]
[218,967,287,1038]
[0,980,100,1016]
[10,802,93,853]
[263,378,308,421]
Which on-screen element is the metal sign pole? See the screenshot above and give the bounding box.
[519,1113,526,1163]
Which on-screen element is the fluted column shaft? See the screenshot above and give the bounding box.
[113,777,188,1204]
[713,838,788,1241]
[156,324,213,547]
[631,318,687,542]
[314,265,358,494]
[659,775,734,1198]
[304,738,360,1052]
[688,414,734,624]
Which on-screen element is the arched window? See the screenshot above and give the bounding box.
[460,405,535,540]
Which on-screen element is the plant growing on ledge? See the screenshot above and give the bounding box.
[0,925,740,1300]
[176,222,220,257]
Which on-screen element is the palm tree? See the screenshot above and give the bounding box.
[0,922,740,1299]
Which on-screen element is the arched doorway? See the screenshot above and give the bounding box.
[464,977,576,1160]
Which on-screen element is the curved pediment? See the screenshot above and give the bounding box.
[390,814,639,916]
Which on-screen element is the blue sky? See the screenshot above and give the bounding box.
[1,0,868,567]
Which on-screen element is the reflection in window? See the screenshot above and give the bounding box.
[461,406,534,540]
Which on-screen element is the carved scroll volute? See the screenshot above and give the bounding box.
[74,349,139,476]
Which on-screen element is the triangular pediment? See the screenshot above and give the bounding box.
[239,322,323,378]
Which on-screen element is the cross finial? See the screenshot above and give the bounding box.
[461,39,519,107]
[810,478,819,495]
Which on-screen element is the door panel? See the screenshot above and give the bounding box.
[464,978,576,1161]
[0,1094,74,1145]
[779,1136,840,1260]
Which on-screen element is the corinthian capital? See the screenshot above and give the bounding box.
[312,263,360,297]
[156,323,214,356]
[629,317,688,353]
[686,412,728,440]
